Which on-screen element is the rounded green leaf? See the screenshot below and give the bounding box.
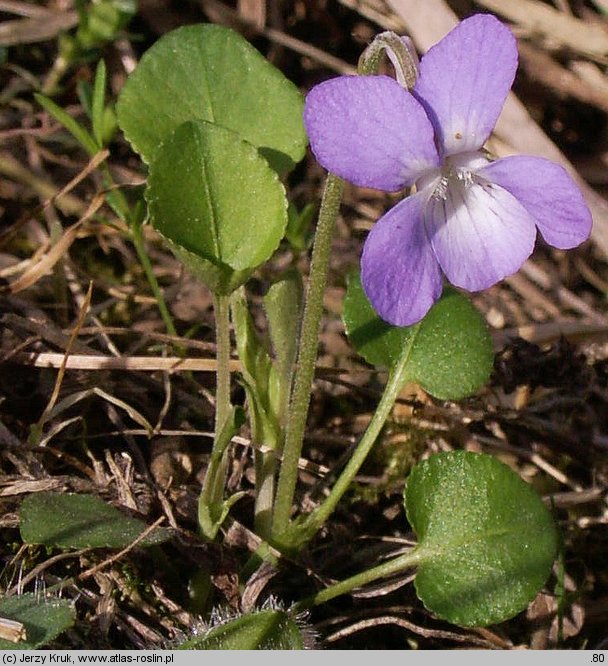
[342,273,494,400]
[343,270,413,369]
[342,272,494,399]
[0,594,75,650]
[407,290,494,399]
[116,23,306,174]
[19,492,170,549]
[405,451,559,627]
[146,120,288,295]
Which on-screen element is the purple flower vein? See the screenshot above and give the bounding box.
[303,14,592,326]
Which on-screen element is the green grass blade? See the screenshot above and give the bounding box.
[92,59,107,147]
[35,92,99,156]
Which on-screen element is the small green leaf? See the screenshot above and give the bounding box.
[406,451,559,627]
[232,288,274,403]
[20,492,170,549]
[76,78,93,118]
[0,593,75,650]
[263,269,303,419]
[116,23,306,173]
[198,406,247,540]
[343,270,412,369]
[100,104,118,145]
[343,272,494,399]
[187,569,214,616]
[178,609,305,650]
[91,59,107,147]
[35,93,98,156]
[146,120,288,295]
[231,288,281,454]
[75,0,137,51]
[264,270,303,382]
[286,202,316,253]
[406,290,494,399]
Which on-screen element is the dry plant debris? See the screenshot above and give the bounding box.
[0,0,607,650]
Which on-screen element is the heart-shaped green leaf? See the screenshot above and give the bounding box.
[146,120,288,295]
[116,23,306,174]
[343,272,494,399]
[20,492,170,549]
[405,451,559,627]
[0,594,75,650]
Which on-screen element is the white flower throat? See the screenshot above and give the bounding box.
[417,151,491,202]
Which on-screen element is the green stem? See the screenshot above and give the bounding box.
[271,173,344,537]
[293,548,423,611]
[212,292,232,443]
[130,221,178,340]
[198,292,233,531]
[254,437,278,538]
[293,326,418,545]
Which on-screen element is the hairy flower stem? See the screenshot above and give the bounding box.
[299,329,417,540]
[271,174,344,537]
[293,548,423,611]
[270,38,417,543]
[358,31,419,86]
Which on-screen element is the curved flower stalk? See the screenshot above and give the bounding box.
[304,14,592,326]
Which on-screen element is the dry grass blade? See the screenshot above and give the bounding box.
[6,549,92,598]
[4,151,109,294]
[37,416,83,448]
[237,0,265,29]
[34,283,93,434]
[0,10,78,47]
[202,0,355,73]
[320,613,501,648]
[338,0,404,30]
[5,221,83,295]
[493,320,608,347]
[43,387,155,439]
[15,352,240,373]
[518,42,608,113]
[475,0,608,61]
[77,517,166,582]
[384,0,458,49]
[0,479,65,497]
[0,2,54,18]
[47,150,111,208]
[0,618,26,643]
[0,152,84,224]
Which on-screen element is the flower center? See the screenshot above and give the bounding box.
[417,151,491,202]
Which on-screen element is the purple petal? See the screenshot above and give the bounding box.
[304,75,439,192]
[361,192,443,326]
[479,156,592,249]
[426,178,537,291]
[414,14,518,156]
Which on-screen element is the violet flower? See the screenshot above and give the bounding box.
[304,14,592,326]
